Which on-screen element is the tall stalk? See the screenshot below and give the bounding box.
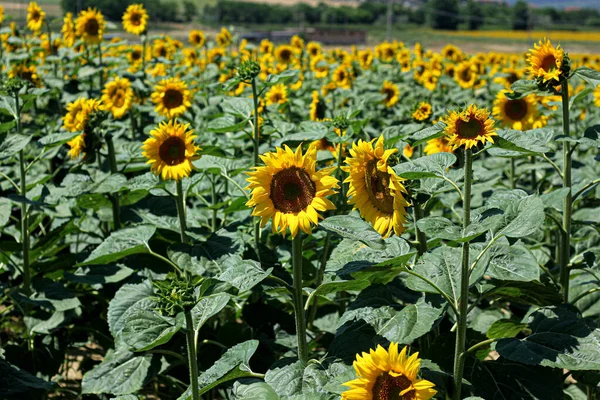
[251,78,261,258]
[452,148,473,400]
[413,199,428,256]
[210,175,218,232]
[97,42,104,89]
[105,134,121,230]
[176,180,189,245]
[292,234,308,363]
[16,93,30,296]
[184,310,200,400]
[560,80,572,303]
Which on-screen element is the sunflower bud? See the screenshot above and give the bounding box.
[1,77,27,95]
[237,59,260,82]
[153,275,196,316]
[332,114,350,131]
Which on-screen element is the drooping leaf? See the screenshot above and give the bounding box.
[233,382,279,400]
[190,293,231,331]
[0,132,31,159]
[121,310,184,352]
[393,153,457,180]
[377,297,444,344]
[485,240,540,282]
[486,319,529,339]
[217,256,272,292]
[265,360,304,397]
[0,357,55,395]
[320,215,385,250]
[107,281,155,338]
[405,246,461,301]
[79,225,156,266]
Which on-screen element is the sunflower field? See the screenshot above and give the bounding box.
[2,2,600,399]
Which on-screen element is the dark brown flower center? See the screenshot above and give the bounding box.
[507,72,519,84]
[313,99,326,120]
[159,137,186,166]
[270,167,316,213]
[459,67,473,81]
[382,87,395,102]
[129,12,142,25]
[372,372,415,400]
[541,54,557,72]
[279,49,292,62]
[163,89,184,109]
[365,159,394,215]
[85,18,99,36]
[112,90,125,107]
[131,50,141,61]
[32,11,41,21]
[456,117,484,138]
[504,99,528,121]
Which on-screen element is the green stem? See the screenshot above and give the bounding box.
[453,147,472,400]
[184,310,200,400]
[413,199,428,256]
[176,180,189,244]
[306,232,331,329]
[251,78,261,261]
[292,234,308,363]
[570,287,600,305]
[560,79,572,304]
[530,156,536,191]
[509,158,516,189]
[16,92,30,297]
[97,42,104,90]
[105,135,121,230]
[210,175,217,232]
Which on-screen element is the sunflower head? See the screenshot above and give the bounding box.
[527,38,569,84]
[67,134,86,159]
[455,61,478,89]
[290,35,304,50]
[216,27,232,47]
[306,41,321,57]
[275,45,295,65]
[0,5,4,25]
[189,30,205,47]
[142,120,200,181]
[8,64,41,87]
[424,136,453,156]
[380,81,399,108]
[332,64,352,89]
[343,135,410,238]
[151,78,192,119]
[101,77,134,120]
[122,4,148,36]
[444,104,497,150]
[310,90,327,121]
[61,12,76,47]
[63,98,102,132]
[75,8,105,45]
[493,89,541,131]
[342,343,437,400]
[27,2,45,33]
[246,145,338,238]
[412,102,432,122]
[265,83,288,107]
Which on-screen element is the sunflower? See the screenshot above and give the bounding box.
[358,49,373,69]
[403,145,414,159]
[153,38,173,60]
[381,81,399,108]
[527,38,566,83]
[342,343,437,400]
[75,8,105,45]
[142,120,200,181]
[67,134,86,159]
[455,61,478,89]
[122,4,148,36]
[101,77,134,119]
[375,42,396,62]
[27,2,45,33]
[493,89,541,131]
[61,12,76,47]
[265,83,288,107]
[310,55,329,79]
[413,102,432,122]
[260,39,274,54]
[494,67,522,88]
[0,5,4,24]
[306,41,321,57]
[343,135,410,238]
[444,104,497,150]
[332,64,352,89]
[310,90,327,121]
[421,71,438,91]
[594,85,600,107]
[245,145,338,238]
[9,64,41,86]
[189,30,205,47]
[291,35,304,50]
[275,45,295,65]
[442,44,462,62]
[151,78,192,119]
[63,98,102,132]
[215,27,232,47]
[424,136,453,156]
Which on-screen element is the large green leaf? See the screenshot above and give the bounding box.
[81,349,158,395]
[190,293,230,330]
[178,340,259,400]
[405,246,461,301]
[265,360,304,396]
[488,128,553,157]
[217,255,273,292]
[234,382,279,400]
[569,270,600,318]
[320,215,385,250]
[377,297,444,344]
[483,281,562,306]
[486,319,529,339]
[574,67,600,87]
[496,306,600,371]
[107,281,155,338]
[0,132,31,159]
[0,358,55,395]
[393,153,457,180]
[121,310,184,352]
[485,240,540,282]
[220,97,253,119]
[79,225,156,266]
[494,195,545,238]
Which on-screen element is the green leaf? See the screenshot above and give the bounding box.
[309,280,371,301]
[486,319,529,339]
[405,246,460,301]
[234,382,279,400]
[0,95,17,119]
[265,69,298,86]
[574,67,600,87]
[107,282,155,338]
[495,195,545,238]
[488,128,553,157]
[220,97,253,119]
[485,281,562,306]
[496,306,600,370]
[410,121,446,146]
[81,349,158,395]
[416,216,492,243]
[0,197,12,227]
[0,357,55,395]
[39,131,79,147]
[121,310,184,352]
[0,132,31,159]
[91,174,128,194]
[569,270,600,318]
[393,153,457,180]
[377,297,444,344]
[320,215,385,250]
[507,79,552,99]
[76,193,112,211]
[265,360,304,396]
[217,256,272,292]
[178,340,259,400]
[207,115,249,133]
[485,240,540,282]
[79,225,156,266]
[190,293,230,330]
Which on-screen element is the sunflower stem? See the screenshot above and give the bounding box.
[176,180,189,245]
[251,77,261,261]
[97,42,104,90]
[184,309,200,400]
[210,175,217,232]
[307,232,331,329]
[105,134,121,230]
[413,199,428,256]
[16,92,31,297]
[292,234,309,363]
[560,79,572,304]
[530,156,537,192]
[509,158,516,189]
[452,147,472,400]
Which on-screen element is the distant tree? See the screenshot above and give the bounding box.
[182,1,198,23]
[466,0,484,30]
[429,0,459,30]
[513,0,530,31]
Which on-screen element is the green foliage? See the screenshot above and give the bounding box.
[513,0,530,30]
[429,0,460,30]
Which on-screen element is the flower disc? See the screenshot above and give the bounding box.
[444,104,497,150]
[151,78,192,119]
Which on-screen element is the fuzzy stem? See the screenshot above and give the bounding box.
[509,158,516,189]
[560,79,572,303]
[292,234,308,363]
[97,42,104,89]
[210,175,218,232]
[251,78,261,260]
[307,232,331,329]
[176,180,189,245]
[413,199,428,256]
[184,310,200,400]
[17,90,30,296]
[105,135,121,230]
[452,147,473,400]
